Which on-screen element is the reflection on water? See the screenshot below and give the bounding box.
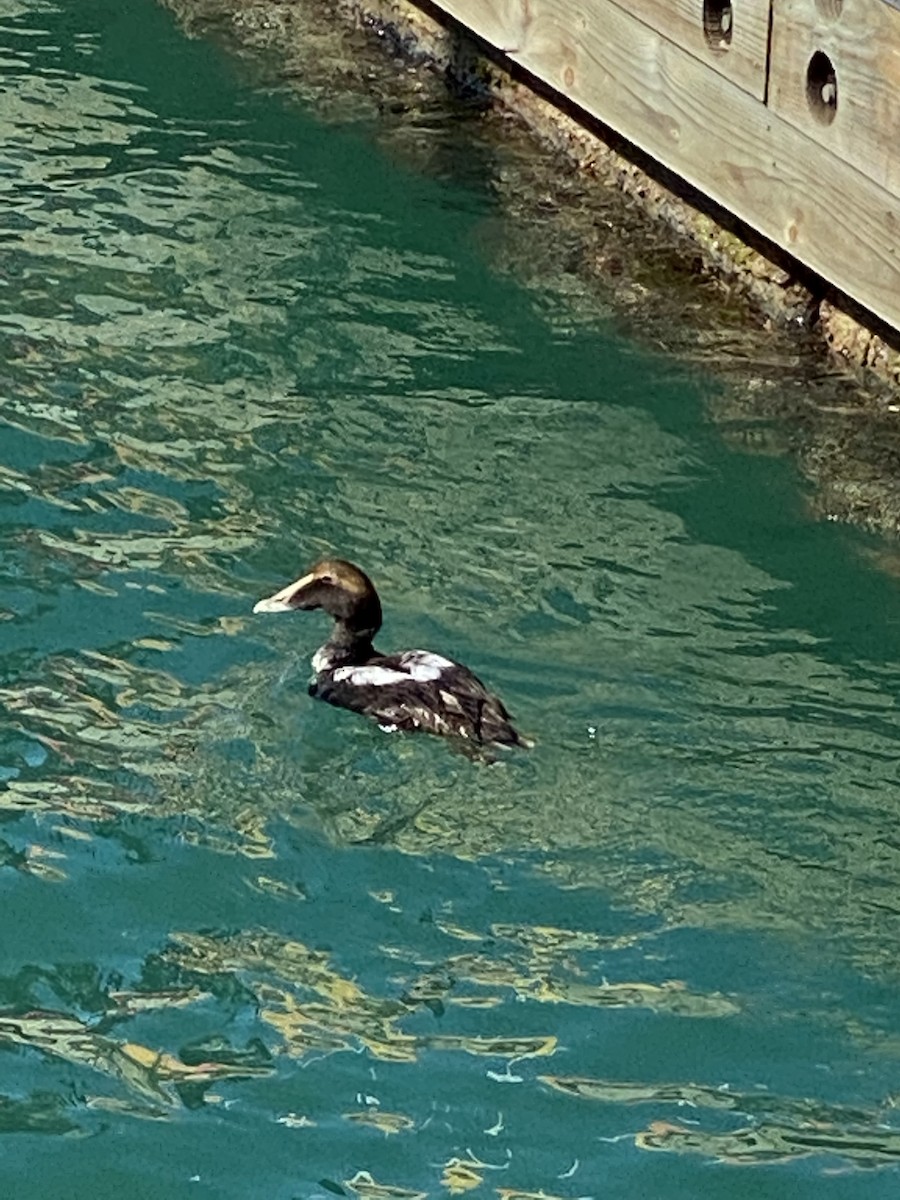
[3,0,900,1195]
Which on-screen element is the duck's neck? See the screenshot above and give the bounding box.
[312,620,378,673]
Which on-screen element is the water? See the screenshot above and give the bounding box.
[2,0,900,1194]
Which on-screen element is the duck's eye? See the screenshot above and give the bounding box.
[319,574,333,586]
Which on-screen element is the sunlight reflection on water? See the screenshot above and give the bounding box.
[2,0,900,1196]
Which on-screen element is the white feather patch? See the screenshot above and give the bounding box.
[312,646,338,673]
[398,650,455,680]
[333,665,409,686]
[331,651,455,688]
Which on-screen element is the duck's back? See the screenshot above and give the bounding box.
[312,649,524,746]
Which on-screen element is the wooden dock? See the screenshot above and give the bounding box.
[415,0,900,335]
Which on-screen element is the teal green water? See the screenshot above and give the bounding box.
[3,0,900,1194]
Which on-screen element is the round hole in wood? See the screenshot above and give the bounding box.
[806,50,838,124]
[703,0,733,51]
[814,0,843,18]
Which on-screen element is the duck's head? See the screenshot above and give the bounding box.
[253,558,382,637]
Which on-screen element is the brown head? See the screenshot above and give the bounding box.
[253,558,382,637]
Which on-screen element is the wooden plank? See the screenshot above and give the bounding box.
[428,0,769,100]
[613,0,771,100]
[424,0,900,331]
[768,0,900,197]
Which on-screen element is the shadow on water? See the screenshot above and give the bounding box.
[3,0,900,1195]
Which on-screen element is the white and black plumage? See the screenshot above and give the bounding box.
[253,559,529,748]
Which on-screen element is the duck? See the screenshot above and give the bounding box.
[253,558,529,748]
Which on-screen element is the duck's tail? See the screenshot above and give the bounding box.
[480,697,533,750]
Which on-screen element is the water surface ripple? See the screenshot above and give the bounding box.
[2,1,900,1196]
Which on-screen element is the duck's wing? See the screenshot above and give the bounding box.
[314,651,524,745]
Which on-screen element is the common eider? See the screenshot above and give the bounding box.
[253,559,528,748]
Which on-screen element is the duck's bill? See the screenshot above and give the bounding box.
[252,573,314,614]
